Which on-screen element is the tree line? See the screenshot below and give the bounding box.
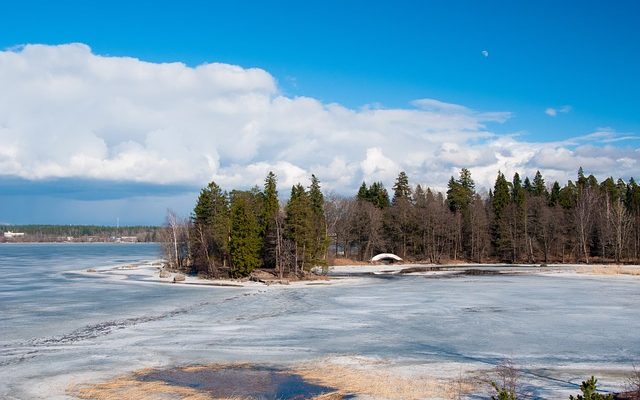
[161,172,329,278]
[326,167,640,264]
[0,225,159,242]
[163,167,640,275]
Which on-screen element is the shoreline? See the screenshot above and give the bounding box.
[66,355,635,400]
[73,260,640,289]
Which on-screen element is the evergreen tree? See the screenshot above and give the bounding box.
[569,376,613,400]
[492,172,512,260]
[559,181,577,209]
[533,171,548,198]
[285,184,314,273]
[523,177,533,194]
[229,191,262,277]
[549,181,561,206]
[392,171,412,204]
[369,182,391,208]
[261,172,279,269]
[357,181,390,209]
[309,175,329,267]
[357,182,368,201]
[446,168,476,259]
[191,181,230,276]
[577,167,587,188]
[459,168,475,192]
[447,168,475,213]
[512,173,525,207]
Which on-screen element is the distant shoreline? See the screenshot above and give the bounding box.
[0,240,160,244]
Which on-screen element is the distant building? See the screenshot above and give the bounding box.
[3,231,25,238]
[117,236,138,243]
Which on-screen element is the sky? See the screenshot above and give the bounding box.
[0,0,639,225]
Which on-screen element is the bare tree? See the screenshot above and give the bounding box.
[160,209,189,271]
[574,186,598,263]
[490,359,520,400]
[610,197,632,263]
[324,193,356,259]
[625,365,640,400]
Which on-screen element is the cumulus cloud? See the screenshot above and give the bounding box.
[0,43,638,199]
[545,105,572,117]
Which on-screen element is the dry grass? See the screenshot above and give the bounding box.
[67,360,480,400]
[294,360,477,400]
[577,265,640,276]
[69,375,214,400]
[328,258,370,266]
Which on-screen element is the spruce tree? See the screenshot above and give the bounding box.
[492,172,512,260]
[309,175,329,267]
[357,182,368,201]
[369,182,391,209]
[192,181,230,276]
[285,184,314,273]
[229,191,262,278]
[523,177,533,194]
[392,171,412,204]
[533,170,547,197]
[549,181,561,206]
[512,173,525,206]
[261,171,279,269]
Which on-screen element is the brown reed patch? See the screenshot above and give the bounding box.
[328,258,370,266]
[69,375,214,400]
[293,359,477,400]
[577,265,640,276]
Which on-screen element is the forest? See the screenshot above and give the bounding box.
[162,167,640,278]
[0,225,159,242]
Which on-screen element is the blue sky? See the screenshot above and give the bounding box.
[0,1,639,225]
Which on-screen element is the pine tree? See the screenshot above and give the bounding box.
[569,376,614,400]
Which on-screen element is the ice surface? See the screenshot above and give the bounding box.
[1,244,639,399]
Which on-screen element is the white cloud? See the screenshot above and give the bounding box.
[481,50,489,57]
[0,43,637,196]
[545,105,572,117]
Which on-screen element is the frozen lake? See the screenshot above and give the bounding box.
[1,243,639,399]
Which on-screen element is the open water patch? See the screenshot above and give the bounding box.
[136,364,337,399]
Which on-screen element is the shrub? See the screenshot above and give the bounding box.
[569,376,614,400]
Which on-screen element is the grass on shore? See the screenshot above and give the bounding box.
[576,265,640,276]
[294,359,477,400]
[68,360,478,400]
